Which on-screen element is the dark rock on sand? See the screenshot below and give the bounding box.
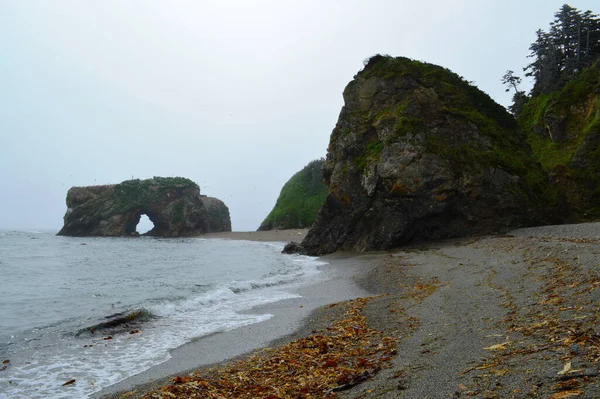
[298,55,555,255]
[57,177,231,237]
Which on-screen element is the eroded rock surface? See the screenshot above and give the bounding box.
[299,55,555,255]
[57,177,231,237]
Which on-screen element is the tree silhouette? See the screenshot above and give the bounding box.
[524,4,600,95]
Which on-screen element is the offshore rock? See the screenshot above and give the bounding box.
[57,177,231,237]
[299,55,553,255]
[202,196,232,232]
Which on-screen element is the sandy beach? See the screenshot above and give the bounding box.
[96,223,600,398]
[201,228,310,242]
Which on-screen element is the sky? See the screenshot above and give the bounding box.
[1,0,598,232]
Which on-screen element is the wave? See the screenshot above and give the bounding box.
[227,273,304,294]
[0,239,330,399]
[0,342,10,360]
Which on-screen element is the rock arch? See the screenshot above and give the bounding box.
[57,177,231,237]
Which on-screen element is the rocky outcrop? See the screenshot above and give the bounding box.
[258,159,327,231]
[57,177,231,237]
[296,55,554,255]
[202,196,232,232]
[520,61,600,221]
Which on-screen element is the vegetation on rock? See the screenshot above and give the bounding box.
[58,177,231,237]
[112,177,198,213]
[337,55,547,192]
[525,4,600,96]
[298,55,553,255]
[518,62,600,220]
[258,159,327,230]
[506,4,600,221]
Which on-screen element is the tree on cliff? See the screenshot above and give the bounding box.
[525,4,600,95]
[501,70,528,114]
[508,4,600,222]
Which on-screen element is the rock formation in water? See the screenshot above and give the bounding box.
[294,55,555,255]
[57,177,231,237]
[258,159,327,231]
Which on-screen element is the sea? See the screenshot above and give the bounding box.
[0,230,327,399]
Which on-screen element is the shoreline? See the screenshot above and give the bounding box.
[94,241,384,398]
[97,222,600,398]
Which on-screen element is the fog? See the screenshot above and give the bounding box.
[1,0,596,231]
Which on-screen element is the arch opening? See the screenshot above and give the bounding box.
[136,214,154,235]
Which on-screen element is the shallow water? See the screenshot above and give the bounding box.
[0,230,325,399]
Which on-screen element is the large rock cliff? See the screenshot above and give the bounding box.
[57,177,231,237]
[296,55,554,255]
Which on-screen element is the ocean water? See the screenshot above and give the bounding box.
[0,230,326,399]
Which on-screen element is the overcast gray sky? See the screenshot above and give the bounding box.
[1,1,597,231]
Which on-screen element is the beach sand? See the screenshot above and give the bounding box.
[201,228,309,242]
[96,223,600,398]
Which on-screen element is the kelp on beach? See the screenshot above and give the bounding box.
[119,297,397,399]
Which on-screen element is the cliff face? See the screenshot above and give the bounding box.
[520,62,600,221]
[298,56,554,255]
[57,177,231,237]
[258,159,327,231]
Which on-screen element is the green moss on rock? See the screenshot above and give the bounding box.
[518,62,600,220]
[297,55,556,256]
[113,177,198,213]
[58,176,231,237]
[258,159,328,230]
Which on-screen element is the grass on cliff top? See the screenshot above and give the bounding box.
[114,177,198,212]
[353,55,549,198]
[354,55,524,162]
[260,159,328,230]
[360,54,516,132]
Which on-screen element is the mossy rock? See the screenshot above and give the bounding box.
[58,177,231,237]
[518,62,600,220]
[258,159,328,230]
[299,55,556,255]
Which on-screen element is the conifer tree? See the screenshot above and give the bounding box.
[502,70,528,114]
[523,4,600,95]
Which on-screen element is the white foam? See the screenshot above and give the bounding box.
[0,290,293,399]
[0,240,329,399]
